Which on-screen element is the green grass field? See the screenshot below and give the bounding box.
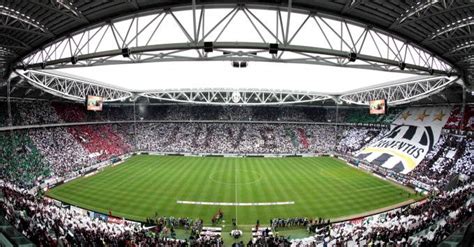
[47,155,419,226]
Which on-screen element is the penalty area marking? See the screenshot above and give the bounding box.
[177,201,295,206]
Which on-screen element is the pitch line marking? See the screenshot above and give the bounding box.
[234,162,238,225]
[176,201,295,206]
[356,185,393,192]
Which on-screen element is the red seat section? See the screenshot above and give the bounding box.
[444,106,474,131]
[53,102,131,161]
[68,125,131,161]
[297,128,309,149]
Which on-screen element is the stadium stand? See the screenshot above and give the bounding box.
[465,106,474,131]
[291,181,473,246]
[0,104,472,246]
[444,106,474,131]
[445,106,464,130]
[0,101,401,125]
[3,101,474,132]
[409,135,473,189]
[0,102,8,127]
[1,0,473,246]
[336,127,383,154]
[67,125,131,161]
[3,168,469,246]
[0,132,50,189]
[15,102,61,126]
[29,127,95,179]
[344,108,400,124]
[0,103,471,189]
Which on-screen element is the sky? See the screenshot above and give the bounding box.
[54,61,416,94]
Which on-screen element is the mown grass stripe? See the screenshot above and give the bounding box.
[47,156,421,224]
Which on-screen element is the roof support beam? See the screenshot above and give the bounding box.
[340,76,459,105]
[19,41,452,76]
[341,0,363,14]
[0,24,53,38]
[391,2,473,28]
[0,44,29,51]
[422,34,473,44]
[28,0,87,23]
[0,34,31,49]
[14,70,132,102]
[16,5,455,76]
[0,5,51,34]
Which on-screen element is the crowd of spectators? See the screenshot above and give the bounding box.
[13,102,62,126]
[290,180,473,246]
[0,132,50,188]
[127,123,358,154]
[335,127,385,154]
[0,101,334,125]
[409,135,472,188]
[1,164,471,247]
[452,137,473,178]
[133,105,331,123]
[1,101,474,133]
[0,122,370,190]
[0,102,473,246]
[250,235,291,246]
[28,127,96,179]
[444,105,474,131]
[0,181,192,246]
[271,217,310,229]
[69,125,131,161]
[0,117,471,192]
[0,100,423,125]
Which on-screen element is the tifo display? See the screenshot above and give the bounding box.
[0,102,472,246]
[1,1,472,245]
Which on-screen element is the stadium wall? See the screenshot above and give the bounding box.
[41,152,133,191]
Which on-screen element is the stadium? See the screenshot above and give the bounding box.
[0,0,473,246]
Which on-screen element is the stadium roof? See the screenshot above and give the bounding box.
[0,0,472,104]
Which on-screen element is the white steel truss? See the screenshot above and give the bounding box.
[140,90,331,105]
[339,76,458,106]
[11,69,460,106]
[14,70,132,102]
[17,4,454,75]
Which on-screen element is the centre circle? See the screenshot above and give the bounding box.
[209,169,263,185]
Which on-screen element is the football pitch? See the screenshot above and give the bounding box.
[47,155,420,225]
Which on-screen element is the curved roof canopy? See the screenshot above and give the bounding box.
[0,0,472,104]
[15,4,455,75]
